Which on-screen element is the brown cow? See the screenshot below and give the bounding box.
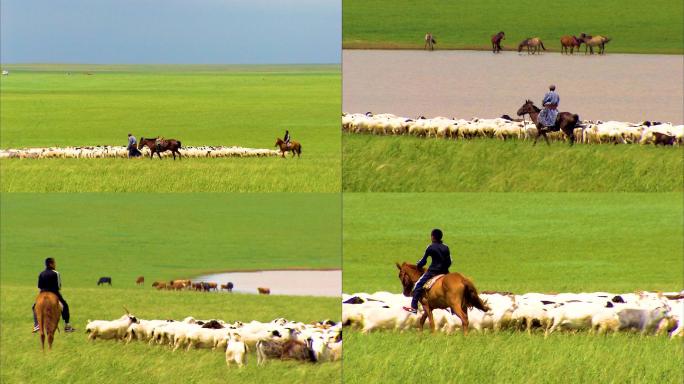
[169,281,187,290]
[205,282,218,292]
[136,276,144,286]
[35,291,61,351]
[192,282,203,291]
[258,287,271,295]
[152,281,167,290]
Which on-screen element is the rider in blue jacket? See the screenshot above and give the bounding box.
[403,229,451,314]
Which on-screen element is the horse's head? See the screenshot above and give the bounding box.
[137,137,145,149]
[500,31,505,39]
[396,262,422,297]
[517,40,526,52]
[275,138,283,147]
[517,100,536,116]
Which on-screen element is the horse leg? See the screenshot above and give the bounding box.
[451,305,469,336]
[426,309,436,333]
[543,132,551,146]
[418,312,428,331]
[40,333,45,351]
[48,332,54,350]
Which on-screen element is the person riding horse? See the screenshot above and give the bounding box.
[127,133,142,158]
[155,136,165,153]
[538,85,560,128]
[283,130,291,149]
[32,258,75,333]
[403,229,452,314]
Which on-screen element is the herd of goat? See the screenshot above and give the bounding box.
[85,313,341,367]
[343,290,684,338]
[342,112,684,145]
[0,145,280,159]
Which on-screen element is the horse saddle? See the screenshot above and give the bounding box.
[424,274,446,290]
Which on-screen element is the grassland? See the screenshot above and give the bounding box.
[343,0,684,54]
[0,193,340,384]
[343,134,684,192]
[342,192,683,383]
[0,64,341,192]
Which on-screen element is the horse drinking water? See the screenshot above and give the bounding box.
[518,37,546,54]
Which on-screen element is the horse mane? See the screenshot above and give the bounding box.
[400,262,425,275]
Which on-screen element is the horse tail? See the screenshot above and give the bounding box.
[462,277,489,312]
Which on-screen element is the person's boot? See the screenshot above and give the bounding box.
[32,324,40,333]
[64,323,76,333]
[402,306,418,314]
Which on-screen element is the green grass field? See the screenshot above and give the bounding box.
[343,134,684,192]
[0,193,340,384]
[343,0,684,54]
[342,192,683,383]
[0,64,341,192]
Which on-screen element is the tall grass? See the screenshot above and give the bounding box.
[343,0,684,54]
[343,331,682,384]
[343,134,684,192]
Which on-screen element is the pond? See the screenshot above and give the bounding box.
[192,269,341,297]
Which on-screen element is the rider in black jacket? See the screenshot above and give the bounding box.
[403,229,451,314]
[32,258,75,332]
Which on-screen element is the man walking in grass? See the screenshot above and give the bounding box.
[127,133,141,158]
[403,229,451,314]
[32,257,76,333]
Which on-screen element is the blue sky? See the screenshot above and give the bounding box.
[1,0,340,64]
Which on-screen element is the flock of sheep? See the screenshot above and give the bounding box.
[342,112,684,145]
[85,313,341,367]
[342,290,684,337]
[0,145,280,159]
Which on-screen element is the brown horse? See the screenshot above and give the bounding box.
[396,262,488,335]
[518,37,546,54]
[491,31,505,53]
[35,291,61,351]
[275,138,301,158]
[137,137,182,160]
[560,35,581,54]
[579,33,611,54]
[516,100,580,146]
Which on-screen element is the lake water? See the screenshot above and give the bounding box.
[192,269,341,297]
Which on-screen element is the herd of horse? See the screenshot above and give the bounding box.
[490,31,611,54]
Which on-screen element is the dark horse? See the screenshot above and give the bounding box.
[517,100,580,146]
[138,137,182,160]
[491,31,505,53]
[275,138,302,158]
[396,262,489,335]
[35,291,61,351]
